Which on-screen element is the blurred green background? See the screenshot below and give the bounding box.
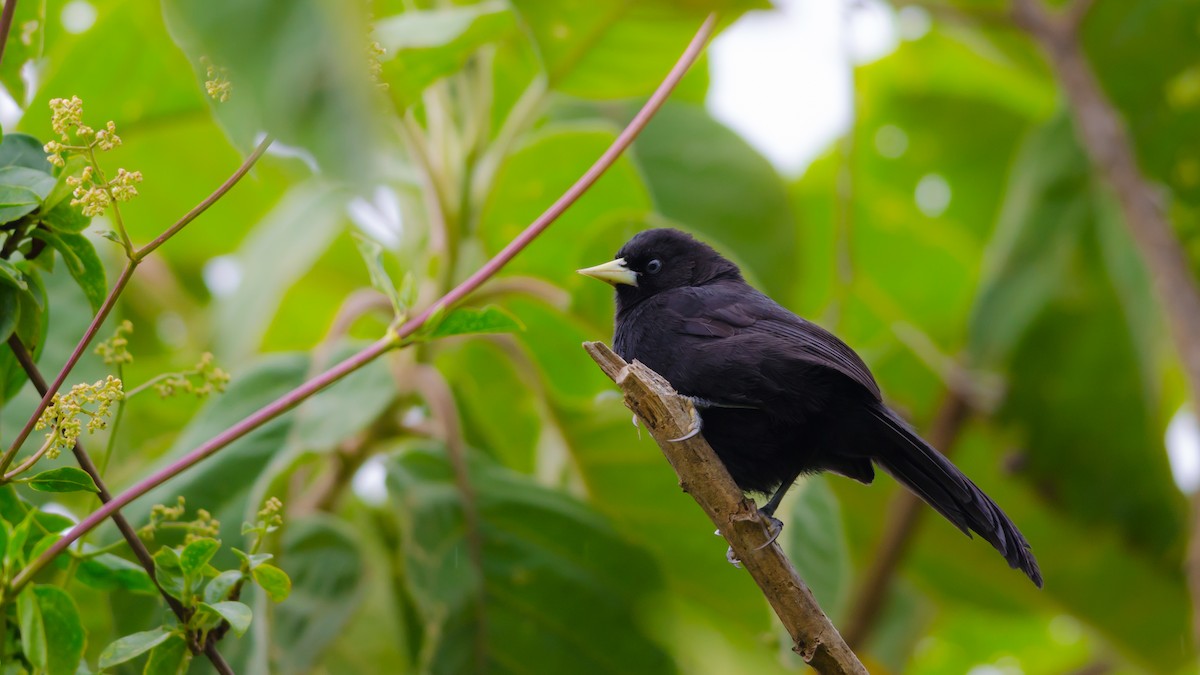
[2,0,1199,672]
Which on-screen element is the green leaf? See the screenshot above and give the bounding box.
[143,633,191,675]
[161,0,380,181]
[0,183,43,224]
[267,516,366,673]
[179,537,221,577]
[27,467,99,493]
[29,230,106,313]
[291,341,399,452]
[783,477,851,623]
[39,198,90,235]
[386,446,676,674]
[98,627,173,669]
[17,586,47,670]
[0,285,18,343]
[6,511,33,568]
[1,267,46,403]
[153,547,186,602]
[426,305,524,339]
[352,232,404,317]
[252,563,291,603]
[213,183,347,361]
[201,600,252,637]
[0,259,27,290]
[203,569,244,604]
[0,166,56,200]
[0,133,53,173]
[509,0,730,99]
[34,585,86,675]
[375,1,518,106]
[75,552,158,595]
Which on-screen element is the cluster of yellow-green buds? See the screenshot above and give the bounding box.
[154,352,231,398]
[141,496,222,542]
[201,56,232,103]
[95,320,134,366]
[367,41,387,88]
[43,96,143,217]
[35,375,124,459]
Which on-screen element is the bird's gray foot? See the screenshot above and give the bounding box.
[666,402,703,442]
[754,514,784,550]
[725,546,742,568]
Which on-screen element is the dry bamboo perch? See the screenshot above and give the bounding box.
[583,341,868,675]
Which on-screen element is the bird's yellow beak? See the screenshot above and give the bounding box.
[577,258,638,286]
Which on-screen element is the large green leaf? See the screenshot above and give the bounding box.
[509,0,756,99]
[162,0,382,182]
[376,1,518,107]
[783,476,851,624]
[33,585,86,675]
[214,183,348,362]
[267,516,367,674]
[386,445,677,674]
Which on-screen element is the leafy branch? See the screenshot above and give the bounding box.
[8,12,719,600]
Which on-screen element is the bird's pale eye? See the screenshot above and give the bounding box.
[646,259,662,274]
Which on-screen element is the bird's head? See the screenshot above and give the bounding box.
[578,228,741,311]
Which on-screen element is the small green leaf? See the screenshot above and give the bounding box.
[0,259,28,290]
[230,547,272,569]
[29,230,106,312]
[203,569,244,604]
[17,586,47,670]
[76,552,158,595]
[27,467,99,493]
[6,511,33,568]
[201,600,252,637]
[143,633,191,675]
[180,537,221,577]
[34,585,86,675]
[98,627,174,669]
[427,305,524,339]
[352,232,404,318]
[252,563,292,602]
[153,547,187,602]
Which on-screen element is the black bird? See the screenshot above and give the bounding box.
[579,228,1041,587]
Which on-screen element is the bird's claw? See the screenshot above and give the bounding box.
[667,404,703,442]
[725,546,742,568]
[754,515,784,551]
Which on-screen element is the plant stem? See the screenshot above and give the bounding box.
[3,436,54,480]
[4,335,236,675]
[0,0,19,69]
[8,11,718,599]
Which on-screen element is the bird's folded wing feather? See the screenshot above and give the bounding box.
[662,286,883,407]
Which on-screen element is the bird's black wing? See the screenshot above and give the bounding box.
[657,284,883,414]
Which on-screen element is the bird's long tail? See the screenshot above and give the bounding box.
[867,404,1043,587]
